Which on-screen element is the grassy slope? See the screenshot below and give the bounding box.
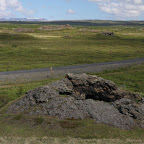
[0,23,144,72]
[0,115,144,141]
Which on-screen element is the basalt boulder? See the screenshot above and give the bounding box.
[113,98,144,128]
[65,73,140,102]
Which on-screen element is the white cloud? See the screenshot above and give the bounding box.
[67,9,76,14]
[88,0,144,19]
[0,0,33,18]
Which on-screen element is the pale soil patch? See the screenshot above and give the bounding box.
[0,43,4,46]
[0,30,14,34]
[0,84,24,88]
[0,137,143,144]
[0,31,62,38]
[40,48,49,50]
[27,33,62,38]
[117,32,144,37]
[40,47,56,50]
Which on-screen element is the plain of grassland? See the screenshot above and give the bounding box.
[0,64,144,143]
[0,21,144,72]
[0,21,144,143]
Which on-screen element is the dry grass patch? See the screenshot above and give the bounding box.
[117,32,144,38]
[27,33,62,38]
[0,137,143,144]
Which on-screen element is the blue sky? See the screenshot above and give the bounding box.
[0,0,144,20]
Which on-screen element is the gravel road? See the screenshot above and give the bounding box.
[0,58,144,84]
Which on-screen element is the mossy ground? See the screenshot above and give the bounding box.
[0,114,144,141]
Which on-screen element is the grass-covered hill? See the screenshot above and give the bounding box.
[1,20,144,26]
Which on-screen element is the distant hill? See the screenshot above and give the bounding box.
[0,19,144,26]
[0,18,47,22]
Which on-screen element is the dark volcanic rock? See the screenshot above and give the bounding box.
[113,98,144,127]
[101,32,114,36]
[8,95,135,129]
[114,98,144,120]
[49,79,73,95]
[27,86,59,104]
[8,73,143,129]
[66,73,140,102]
[45,99,135,129]
[8,86,59,114]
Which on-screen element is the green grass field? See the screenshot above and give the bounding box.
[0,21,144,71]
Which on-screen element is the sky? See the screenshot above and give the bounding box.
[0,0,144,20]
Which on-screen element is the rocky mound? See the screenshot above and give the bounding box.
[79,28,101,33]
[38,24,73,31]
[8,73,144,129]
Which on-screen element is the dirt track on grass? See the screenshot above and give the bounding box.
[0,58,144,84]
